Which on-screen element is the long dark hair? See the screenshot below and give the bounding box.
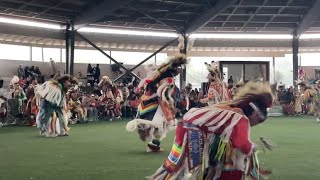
[87,63,93,73]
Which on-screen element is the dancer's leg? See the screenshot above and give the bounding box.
[147,131,163,152]
[37,100,54,135]
[93,108,98,121]
[56,108,69,135]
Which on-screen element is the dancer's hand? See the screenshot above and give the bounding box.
[252,144,257,152]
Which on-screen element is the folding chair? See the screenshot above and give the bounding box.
[7,98,28,125]
[0,98,7,126]
[96,104,106,120]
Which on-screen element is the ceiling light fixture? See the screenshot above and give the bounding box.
[78,27,178,37]
[0,16,62,29]
[190,33,293,40]
[300,34,320,39]
[1,16,317,41]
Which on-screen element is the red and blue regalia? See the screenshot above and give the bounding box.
[150,81,274,180]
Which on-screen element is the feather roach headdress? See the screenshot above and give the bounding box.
[98,76,112,87]
[10,76,19,86]
[223,81,274,109]
[157,54,188,75]
[204,62,222,81]
[138,55,188,89]
[57,75,78,85]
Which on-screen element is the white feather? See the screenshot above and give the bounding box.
[126,119,159,132]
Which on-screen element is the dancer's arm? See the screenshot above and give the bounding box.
[231,117,254,155]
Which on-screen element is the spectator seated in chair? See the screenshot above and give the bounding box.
[24,77,38,126]
[82,93,98,122]
[0,96,6,127]
[128,96,139,118]
[11,77,26,112]
[100,96,115,121]
[68,91,87,123]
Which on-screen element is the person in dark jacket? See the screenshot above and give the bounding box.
[93,64,101,83]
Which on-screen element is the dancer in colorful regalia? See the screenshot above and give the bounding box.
[201,62,230,106]
[150,81,274,180]
[313,81,320,122]
[36,75,78,137]
[25,77,40,126]
[297,81,317,116]
[126,55,188,152]
[98,75,112,92]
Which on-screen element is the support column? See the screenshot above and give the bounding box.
[30,46,32,61]
[60,48,62,63]
[65,24,75,75]
[292,30,299,84]
[272,57,276,83]
[41,47,44,62]
[65,24,70,74]
[180,34,188,89]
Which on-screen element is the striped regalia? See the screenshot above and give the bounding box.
[150,81,274,180]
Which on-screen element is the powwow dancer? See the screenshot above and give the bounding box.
[313,81,320,122]
[150,81,274,180]
[201,62,230,106]
[297,81,317,115]
[98,75,112,92]
[126,55,188,152]
[25,77,40,126]
[294,90,303,115]
[36,75,78,137]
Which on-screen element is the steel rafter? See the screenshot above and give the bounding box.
[185,0,237,34]
[1,0,80,13]
[218,0,244,31]
[75,31,140,80]
[259,0,294,32]
[113,37,178,82]
[296,0,320,36]
[8,0,31,15]
[239,0,270,31]
[32,2,65,18]
[128,6,183,33]
[73,0,132,30]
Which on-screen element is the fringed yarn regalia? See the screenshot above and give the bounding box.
[126,55,188,152]
[313,81,320,122]
[297,81,317,115]
[150,81,274,180]
[36,76,77,137]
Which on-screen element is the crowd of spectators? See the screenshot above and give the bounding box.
[276,82,320,116]
[5,62,317,127]
[0,62,167,126]
[0,60,214,127]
